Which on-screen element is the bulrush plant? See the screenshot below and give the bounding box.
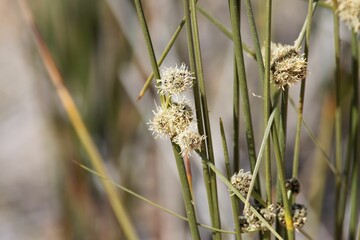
[23,0,359,239]
[134,0,359,239]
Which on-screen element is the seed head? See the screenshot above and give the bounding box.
[173,128,206,156]
[285,178,301,195]
[270,43,307,90]
[240,205,276,232]
[230,169,252,196]
[338,0,360,32]
[157,63,195,95]
[148,100,193,139]
[278,203,307,229]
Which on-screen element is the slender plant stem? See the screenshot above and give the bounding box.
[228,0,261,195]
[292,0,314,180]
[17,1,139,239]
[172,145,201,240]
[271,117,295,240]
[330,1,343,238]
[349,30,359,240]
[245,95,279,209]
[243,0,265,81]
[138,18,186,100]
[189,1,222,238]
[294,1,318,49]
[181,1,216,230]
[77,162,235,234]
[232,57,240,172]
[133,0,201,238]
[202,159,284,240]
[264,0,272,206]
[196,5,256,60]
[220,119,242,240]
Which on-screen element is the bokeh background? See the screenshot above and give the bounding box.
[0,0,357,239]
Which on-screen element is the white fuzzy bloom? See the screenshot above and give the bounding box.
[173,128,206,156]
[156,63,195,95]
[338,0,360,32]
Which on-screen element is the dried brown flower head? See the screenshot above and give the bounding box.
[278,203,307,229]
[240,205,276,232]
[270,43,307,90]
[230,169,252,196]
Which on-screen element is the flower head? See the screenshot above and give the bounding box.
[285,178,301,195]
[278,203,307,229]
[270,43,307,90]
[240,205,276,232]
[173,128,206,156]
[230,169,252,196]
[338,0,360,32]
[157,63,195,95]
[148,100,193,139]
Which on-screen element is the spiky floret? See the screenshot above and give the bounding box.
[148,100,193,139]
[270,43,307,90]
[156,63,195,95]
[173,128,206,156]
[278,203,307,229]
[239,205,276,232]
[338,0,360,32]
[230,169,252,196]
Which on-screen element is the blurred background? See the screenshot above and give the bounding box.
[0,0,357,239]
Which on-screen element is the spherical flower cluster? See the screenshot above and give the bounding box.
[230,169,252,196]
[239,205,276,232]
[173,128,206,156]
[148,63,205,156]
[156,63,195,95]
[278,203,307,229]
[148,100,193,139]
[338,0,360,32]
[270,43,307,90]
[285,178,301,195]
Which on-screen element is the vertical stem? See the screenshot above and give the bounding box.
[272,120,295,240]
[172,145,201,240]
[292,0,314,180]
[264,0,272,206]
[189,1,222,238]
[331,1,342,238]
[220,119,242,240]
[233,57,240,173]
[228,0,261,196]
[134,0,201,238]
[243,0,265,81]
[349,31,359,240]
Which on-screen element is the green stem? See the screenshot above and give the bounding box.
[228,0,260,196]
[133,0,165,104]
[233,57,240,172]
[134,1,201,238]
[220,119,242,240]
[172,144,201,240]
[182,0,217,236]
[138,18,186,100]
[264,0,272,205]
[196,5,256,60]
[271,113,295,240]
[189,1,222,238]
[243,0,265,81]
[349,30,359,240]
[294,1,318,49]
[331,1,342,238]
[292,0,314,180]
